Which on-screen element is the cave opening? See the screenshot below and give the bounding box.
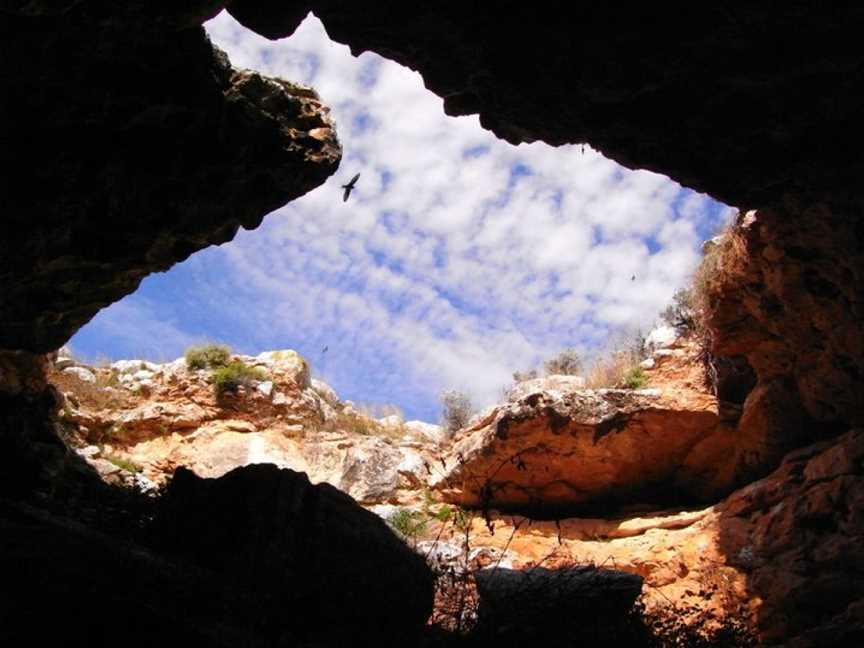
[4,4,862,646]
[68,12,734,424]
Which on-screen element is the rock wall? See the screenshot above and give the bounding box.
[1,3,340,352]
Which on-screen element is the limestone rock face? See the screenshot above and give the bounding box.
[705,207,864,429]
[434,383,724,513]
[155,464,435,644]
[53,350,442,506]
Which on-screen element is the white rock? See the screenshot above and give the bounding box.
[639,357,656,370]
[133,473,158,492]
[62,366,95,383]
[311,378,338,405]
[645,325,678,352]
[112,359,154,374]
[507,375,586,402]
[397,450,429,487]
[76,445,100,458]
[130,379,154,392]
[369,504,401,521]
[272,392,289,407]
[256,380,274,398]
[54,346,75,369]
[404,420,447,445]
[254,350,310,388]
[132,369,155,381]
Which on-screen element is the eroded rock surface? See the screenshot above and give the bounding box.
[433,341,734,513]
[53,349,444,506]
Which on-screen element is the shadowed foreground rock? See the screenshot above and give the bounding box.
[154,464,435,645]
[473,566,643,644]
[718,428,864,646]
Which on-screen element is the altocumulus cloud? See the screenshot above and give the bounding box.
[70,12,734,422]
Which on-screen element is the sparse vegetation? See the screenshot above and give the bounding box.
[584,330,650,390]
[387,508,428,543]
[211,360,267,397]
[543,347,582,376]
[185,343,232,370]
[622,365,648,389]
[660,287,698,334]
[47,367,131,411]
[512,369,538,383]
[105,454,143,474]
[440,389,475,434]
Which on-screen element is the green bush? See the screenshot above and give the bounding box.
[387,508,428,541]
[622,366,648,389]
[105,454,143,474]
[185,343,232,370]
[211,361,267,397]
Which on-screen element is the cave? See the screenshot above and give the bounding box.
[2,3,863,646]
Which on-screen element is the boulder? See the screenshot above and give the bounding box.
[254,350,310,388]
[154,465,435,644]
[645,325,678,352]
[61,366,95,383]
[434,386,722,513]
[311,378,338,405]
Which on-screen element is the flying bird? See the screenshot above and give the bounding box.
[321,345,328,354]
[342,173,360,202]
[631,275,636,281]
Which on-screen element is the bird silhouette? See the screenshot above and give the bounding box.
[342,173,360,202]
[631,275,636,281]
[321,345,328,354]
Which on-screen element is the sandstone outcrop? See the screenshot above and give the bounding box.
[433,338,735,513]
[705,208,863,429]
[53,349,443,506]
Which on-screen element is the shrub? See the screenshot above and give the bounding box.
[441,389,474,434]
[211,361,267,397]
[622,366,648,389]
[105,454,143,474]
[185,343,232,370]
[661,287,698,334]
[543,347,582,376]
[512,369,538,383]
[387,508,428,542]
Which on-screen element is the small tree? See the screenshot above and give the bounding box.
[661,288,697,334]
[440,389,474,434]
[543,348,582,376]
[512,369,538,383]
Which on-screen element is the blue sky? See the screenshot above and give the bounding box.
[69,12,733,422]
